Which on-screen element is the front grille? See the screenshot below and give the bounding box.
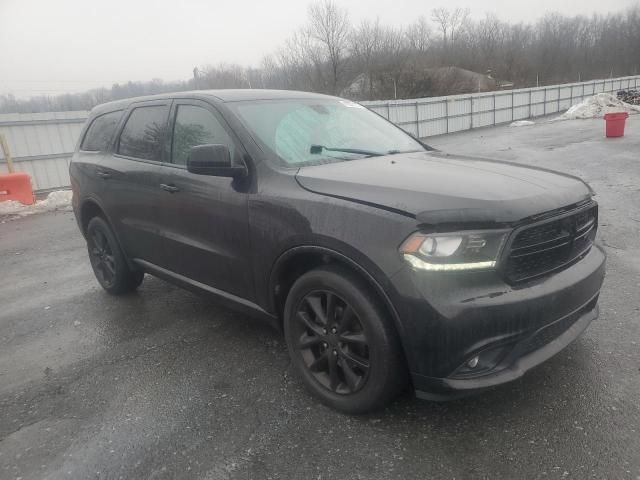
[504,204,598,283]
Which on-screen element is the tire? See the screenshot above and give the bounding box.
[86,216,144,295]
[283,265,408,414]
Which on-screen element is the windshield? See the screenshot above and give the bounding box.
[229,99,425,166]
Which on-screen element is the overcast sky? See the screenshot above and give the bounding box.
[0,0,636,97]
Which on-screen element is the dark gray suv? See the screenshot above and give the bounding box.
[70,89,605,413]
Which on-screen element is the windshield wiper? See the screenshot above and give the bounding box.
[310,144,384,157]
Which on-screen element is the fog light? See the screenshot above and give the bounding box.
[452,346,511,379]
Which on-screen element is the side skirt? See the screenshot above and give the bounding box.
[133,258,280,329]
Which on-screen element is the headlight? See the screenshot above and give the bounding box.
[399,230,509,271]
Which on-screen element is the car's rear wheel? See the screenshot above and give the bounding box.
[86,216,144,294]
[283,265,407,414]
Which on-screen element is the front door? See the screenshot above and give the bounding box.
[157,99,254,300]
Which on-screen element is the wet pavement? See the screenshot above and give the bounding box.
[1,117,639,479]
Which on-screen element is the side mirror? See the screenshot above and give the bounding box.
[186,144,247,178]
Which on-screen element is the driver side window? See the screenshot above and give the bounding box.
[171,105,235,166]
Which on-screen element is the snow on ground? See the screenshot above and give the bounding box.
[557,93,640,120]
[0,190,72,220]
[510,120,536,127]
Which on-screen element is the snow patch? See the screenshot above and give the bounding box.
[0,190,72,219]
[557,93,640,120]
[510,120,535,127]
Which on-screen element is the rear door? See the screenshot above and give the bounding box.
[157,99,254,299]
[71,110,124,206]
[101,100,171,266]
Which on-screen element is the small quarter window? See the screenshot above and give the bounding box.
[117,106,168,161]
[81,111,122,152]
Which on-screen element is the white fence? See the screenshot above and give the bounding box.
[362,75,640,138]
[1,74,639,192]
[0,111,88,191]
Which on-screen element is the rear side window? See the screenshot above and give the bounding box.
[81,111,122,152]
[117,106,168,161]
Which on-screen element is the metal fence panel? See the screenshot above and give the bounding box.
[15,156,72,191]
[362,74,640,139]
[0,111,87,191]
[1,75,639,192]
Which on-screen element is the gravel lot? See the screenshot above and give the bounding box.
[1,116,639,479]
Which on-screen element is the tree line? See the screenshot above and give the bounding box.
[2,1,639,113]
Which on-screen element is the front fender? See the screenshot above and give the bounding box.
[267,242,406,342]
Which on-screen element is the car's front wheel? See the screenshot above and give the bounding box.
[284,265,407,414]
[86,216,144,295]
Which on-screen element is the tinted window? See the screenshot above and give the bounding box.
[117,106,168,161]
[81,111,122,152]
[171,105,235,165]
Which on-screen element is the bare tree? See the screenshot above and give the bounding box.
[4,4,640,113]
[375,27,410,99]
[406,16,432,53]
[259,55,282,89]
[431,7,470,47]
[449,8,471,43]
[351,19,382,99]
[277,30,325,92]
[431,7,451,47]
[467,13,506,71]
[307,0,352,94]
[199,63,250,89]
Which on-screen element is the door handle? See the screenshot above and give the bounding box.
[96,171,111,179]
[160,183,179,193]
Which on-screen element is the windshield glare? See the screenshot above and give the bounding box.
[231,99,425,166]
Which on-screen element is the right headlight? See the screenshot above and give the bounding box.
[399,230,510,271]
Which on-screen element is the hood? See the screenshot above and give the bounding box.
[295,151,593,225]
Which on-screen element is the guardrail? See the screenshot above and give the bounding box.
[361,75,640,138]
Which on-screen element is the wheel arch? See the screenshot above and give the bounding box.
[79,198,106,235]
[78,197,136,271]
[269,245,406,343]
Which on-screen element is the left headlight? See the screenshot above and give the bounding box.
[399,230,509,271]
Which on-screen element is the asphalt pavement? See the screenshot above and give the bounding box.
[1,116,639,479]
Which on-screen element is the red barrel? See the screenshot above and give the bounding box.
[604,112,629,138]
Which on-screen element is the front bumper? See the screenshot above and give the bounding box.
[413,298,598,400]
[388,244,606,399]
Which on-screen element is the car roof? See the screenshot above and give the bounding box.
[90,89,340,116]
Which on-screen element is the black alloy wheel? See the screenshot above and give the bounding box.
[294,290,370,394]
[88,227,117,288]
[86,216,144,294]
[284,265,408,414]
